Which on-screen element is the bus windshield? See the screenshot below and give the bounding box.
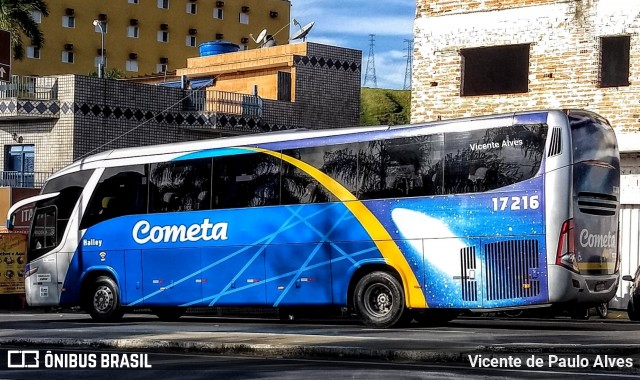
[29,170,93,261]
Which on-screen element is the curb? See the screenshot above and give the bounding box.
[1,337,640,364]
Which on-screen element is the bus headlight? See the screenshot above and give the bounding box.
[24,264,38,279]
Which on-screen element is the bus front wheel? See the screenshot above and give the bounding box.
[354,271,406,328]
[86,276,124,322]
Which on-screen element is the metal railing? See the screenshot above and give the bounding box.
[0,171,50,188]
[183,89,262,117]
[0,75,57,100]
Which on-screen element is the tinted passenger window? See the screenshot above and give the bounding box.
[359,134,444,200]
[212,153,280,209]
[80,165,148,229]
[280,150,337,205]
[295,143,362,196]
[149,159,212,213]
[443,125,546,194]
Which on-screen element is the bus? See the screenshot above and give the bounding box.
[7,109,620,328]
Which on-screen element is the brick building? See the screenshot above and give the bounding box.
[411,0,639,309]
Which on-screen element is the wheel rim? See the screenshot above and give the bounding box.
[597,304,608,317]
[93,285,114,313]
[363,283,394,318]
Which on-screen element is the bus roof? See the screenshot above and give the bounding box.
[49,110,562,180]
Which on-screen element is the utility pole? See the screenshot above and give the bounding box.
[403,39,413,90]
[364,34,377,88]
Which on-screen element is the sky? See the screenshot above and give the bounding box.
[288,0,416,90]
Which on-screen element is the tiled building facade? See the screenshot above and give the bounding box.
[0,42,361,177]
[411,0,640,309]
[176,42,362,130]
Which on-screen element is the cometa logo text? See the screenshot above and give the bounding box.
[132,219,228,244]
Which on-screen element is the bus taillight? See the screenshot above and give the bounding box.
[615,221,621,273]
[556,218,579,273]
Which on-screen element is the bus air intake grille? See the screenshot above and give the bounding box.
[547,127,562,157]
[460,246,477,302]
[577,192,618,216]
[484,240,540,301]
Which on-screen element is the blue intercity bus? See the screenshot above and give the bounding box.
[8,109,620,327]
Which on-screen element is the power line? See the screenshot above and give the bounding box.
[403,39,413,90]
[363,34,377,88]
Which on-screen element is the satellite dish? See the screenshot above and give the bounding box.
[291,21,315,42]
[255,29,268,44]
[263,35,276,47]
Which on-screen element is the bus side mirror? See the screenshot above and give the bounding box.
[622,275,633,281]
[6,213,15,231]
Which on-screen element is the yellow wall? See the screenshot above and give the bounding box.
[177,42,307,100]
[0,188,10,225]
[13,0,291,77]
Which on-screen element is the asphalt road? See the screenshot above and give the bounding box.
[0,311,638,377]
[1,348,640,380]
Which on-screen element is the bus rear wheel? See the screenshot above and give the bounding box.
[86,276,124,322]
[354,271,406,328]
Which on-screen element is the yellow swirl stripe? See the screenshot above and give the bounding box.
[248,147,427,308]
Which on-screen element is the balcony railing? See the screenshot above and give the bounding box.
[0,75,58,100]
[0,171,50,188]
[183,89,262,117]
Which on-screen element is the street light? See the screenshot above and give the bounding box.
[93,20,105,78]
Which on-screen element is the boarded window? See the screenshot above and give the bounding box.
[461,44,530,96]
[277,71,291,101]
[600,36,630,87]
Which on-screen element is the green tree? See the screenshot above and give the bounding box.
[88,68,124,79]
[0,0,49,60]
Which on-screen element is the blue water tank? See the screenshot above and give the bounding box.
[199,41,240,57]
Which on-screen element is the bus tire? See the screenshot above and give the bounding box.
[596,303,608,319]
[628,301,640,321]
[86,276,124,322]
[354,271,406,328]
[152,307,186,321]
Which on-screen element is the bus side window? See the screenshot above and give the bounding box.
[80,165,148,230]
[149,158,212,213]
[358,134,444,200]
[280,152,336,205]
[212,154,280,209]
[442,125,546,194]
